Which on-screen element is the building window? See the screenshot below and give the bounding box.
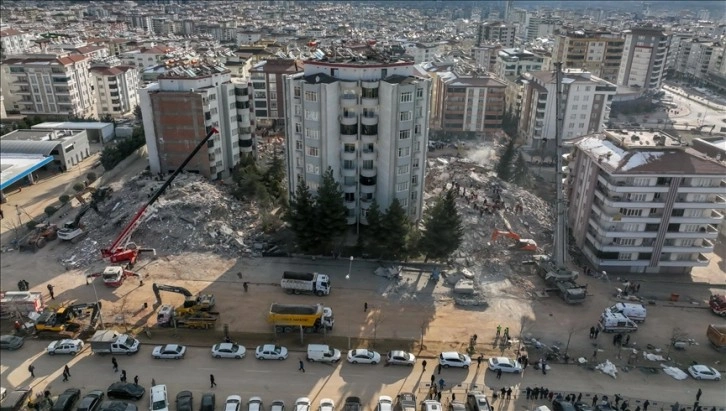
[397,182,409,191]
[683,224,699,232]
[618,253,632,261]
[295,140,303,150]
[344,144,355,153]
[305,129,320,139]
[294,87,301,98]
[412,158,420,168]
[345,193,355,202]
[304,110,319,121]
[628,193,647,202]
[619,208,642,217]
[401,198,408,207]
[306,147,319,157]
[411,191,417,200]
[306,164,320,174]
[633,178,650,186]
[414,124,421,134]
[397,147,410,158]
[343,159,355,169]
[416,88,424,98]
[362,160,374,169]
[573,95,580,102]
[400,111,412,121]
[415,107,423,118]
[579,123,585,128]
[398,165,410,175]
[616,238,636,246]
[295,123,302,133]
[400,92,413,103]
[399,130,411,140]
[411,175,418,185]
[622,223,638,232]
[304,91,318,102]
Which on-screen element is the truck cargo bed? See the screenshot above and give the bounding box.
[270,304,319,315]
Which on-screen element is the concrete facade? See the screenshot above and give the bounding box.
[617,27,669,90]
[552,30,625,83]
[249,59,303,127]
[89,64,139,118]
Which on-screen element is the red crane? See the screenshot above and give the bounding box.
[101,127,219,265]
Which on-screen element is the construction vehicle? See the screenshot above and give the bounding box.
[706,324,726,352]
[18,223,59,252]
[281,272,331,296]
[152,283,215,313]
[268,303,334,334]
[156,304,218,329]
[709,294,726,317]
[101,128,219,266]
[89,330,140,355]
[58,204,92,242]
[86,266,141,288]
[33,302,101,339]
[527,255,586,304]
[75,185,112,205]
[490,229,538,252]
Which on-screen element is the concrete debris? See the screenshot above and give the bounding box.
[660,364,688,380]
[595,360,618,379]
[63,172,268,269]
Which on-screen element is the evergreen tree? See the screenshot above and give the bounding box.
[286,176,317,253]
[363,200,384,257]
[313,168,348,254]
[262,151,286,201]
[495,138,516,182]
[511,151,531,187]
[380,198,410,260]
[418,189,463,262]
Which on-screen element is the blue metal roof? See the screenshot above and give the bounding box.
[0,155,54,191]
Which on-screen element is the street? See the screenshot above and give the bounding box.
[1,342,724,410]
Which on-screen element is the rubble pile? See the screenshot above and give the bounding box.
[62,172,266,269]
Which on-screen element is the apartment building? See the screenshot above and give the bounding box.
[283,58,431,226]
[89,64,139,117]
[472,45,501,72]
[670,38,719,82]
[1,53,96,118]
[119,45,174,70]
[429,70,506,133]
[517,69,616,149]
[552,30,625,83]
[404,43,442,63]
[526,17,558,43]
[249,59,303,127]
[567,129,726,274]
[617,27,670,90]
[138,63,254,180]
[495,48,544,81]
[0,28,35,58]
[477,22,516,48]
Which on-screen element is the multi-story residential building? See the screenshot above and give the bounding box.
[404,43,442,63]
[428,69,506,133]
[283,57,431,226]
[705,43,726,93]
[472,45,501,71]
[526,17,558,43]
[495,48,544,81]
[670,38,718,83]
[138,64,254,180]
[89,64,139,117]
[617,27,670,90]
[249,59,302,127]
[1,53,96,118]
[0,28,35,58]
[119,45,174,70]
[567,129,726,274]
[477,22,516,48]
[552,30,625,83]
[517,69,616,149]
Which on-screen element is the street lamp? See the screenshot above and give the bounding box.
[346,256,353,280]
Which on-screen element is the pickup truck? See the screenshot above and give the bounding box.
[89,331,140,355]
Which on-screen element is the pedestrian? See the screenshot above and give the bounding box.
[210,374,217,388]
[472,334,478,343]
[621,401,628,411]
[298,360,305,373]
[542,388,548,400]
[635,407,641,411]
[636,283,640,293]
[430,374,435,385]
[422,359,427,371]
[522,357,528,368]
[501,388,507,398]
[496,368,502,379]
[624,335,630,346]
[47,284,55,300]
[643,400,650,411]
[577,393,582,403]
[120,370,127,382]
[243,282,249,292]
[477,355,483,367]
[693,402,699,411]
[28,364,35,378]
[152,378,156,386]
[436,392,442,402]
[112,357,118,372]
[592,350,598,360]
[506,388,512,399]
[696,388,702,401]
[613,334,618,346]
[64,365,71,377]
[451,393,456,402]
[364,302,368,312]
[542,361,547,375]
[589,326,595,339]
[437,364,442,374]
[134,375,139,385]
[526,387,532,400]
[62,369,69,382]
[438,378,445,391]
[504,327,509,339]
[533,387,539,399]
[594,327,600,338]
[592,396,599,407]
[496,324,501,337]
[548,392,554,402]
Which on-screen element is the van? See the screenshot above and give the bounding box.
[598,312,638,333]
[306,344,341,363]
[607,303,647,323]
[149,385,168,411]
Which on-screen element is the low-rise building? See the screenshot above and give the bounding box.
[0,129,90,171]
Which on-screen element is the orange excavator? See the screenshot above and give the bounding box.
[490,229,538,252]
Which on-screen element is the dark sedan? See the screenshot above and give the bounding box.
[107,383,145,401]
[51,388,81,411]
[0,335,24,351]
[77,390,105,411]
[99,401,138,411]
[176,391,193,411]
[199,393,215,411]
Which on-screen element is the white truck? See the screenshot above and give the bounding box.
[281,272,331,296]
[89,330,140,355]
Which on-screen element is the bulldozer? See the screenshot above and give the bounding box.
[18,223,59,252]
[490,229,538,252]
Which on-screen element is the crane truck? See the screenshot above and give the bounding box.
[268,303,334,333]
[152,283,215,312]
[100,128,219,266]
[281,272,331,296]
[86,266,141,288]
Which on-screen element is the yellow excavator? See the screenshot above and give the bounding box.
[34,302,101,339]
[152,284,215,315]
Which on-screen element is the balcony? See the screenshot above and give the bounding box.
[588,218,658,238]
[591,203,661,224]
[594,186,665,208]
[360,167,377,178]
[361,97,378,106]
[596,174,669,193]
[585,232,654,253]
[342,166,357,178]
[361,114,378,126]
[361,148,376,161]
[661,239,714,253]
[658,253,709,267]
[361,134,377,144]
[664,224,719,239]
[673,195,726,209]
[341,149,356,161]
[582,246,650,268]
[339,114,357,126]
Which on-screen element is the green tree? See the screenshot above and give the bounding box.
[363,200,384,257]
[511,152,530,187]
[313,168,348,254]
[232,154,268,203]
[134,104,143,121]
[73,182,86,192]
[380,198,410,260]
[285,176,317,253]
[418,189,463,262]
[262,151,286,201]
[496,138,516,182]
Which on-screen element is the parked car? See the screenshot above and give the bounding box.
[448,402,465,411]
[98,401,138,411]
[107,383,145,401]
[438,352,471,368]
[395,393,416,411]
[0,387,32,411]
[318,399,335,411]
[225,396,242,411]
[573,403,593,411]
[552,400,576,411]
[248,397,263,411]
[200,394,215,411]
[347,349,380,364]
[211,343,246,359]
[0,335,24,351]
[294,398,310,411]
[77,390,105,411]
[487,357,522,373]
[152,344,186,359]
[176,392,193,411]
[150,385,168,411]
[51,388,81,411]
[687,364,721,381]
[270,400,285,411]
[465,392,490,411]
[377,396,393,411]
[385,351,415,366]
[255,344,288,360]
[47,339,84,355]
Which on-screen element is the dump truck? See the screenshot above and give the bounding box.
[0,291,44,320]
[156,304,218,329]
[89,330,140,355]
[268,303,334,333]
[706,324,726,352]
[281,272,331,296]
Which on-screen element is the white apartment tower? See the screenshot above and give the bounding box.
[89,65,139,117]
[284,59,431,226]
[617,27,669,90]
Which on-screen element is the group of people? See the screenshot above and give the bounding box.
[16,279,30,291]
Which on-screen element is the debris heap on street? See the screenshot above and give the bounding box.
[62,172,266,269]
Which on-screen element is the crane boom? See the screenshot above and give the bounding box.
[101,127,219,263]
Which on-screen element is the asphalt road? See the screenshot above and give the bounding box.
[2,342,724,411]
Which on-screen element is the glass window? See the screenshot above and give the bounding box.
[304,91,318,102]
[400,111,412,121]
[399,130,411,140]
[400,92,412,103]
[306,147,319,157]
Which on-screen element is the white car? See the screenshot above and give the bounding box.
[377,396,393,411]
[255,344,288,360]
[152,344,186,359]
[688,364,721,381]
[211,343,246,359]
[248,397,263,411]
[270,400,285,411]
[225,396,242,411]
[347,348,381,364]
[487,357,522,373]
[439,351,471,368]
[47,339,84,355]
[294,398,311,411]
[386,350,416,366]
[318,399,335,411]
